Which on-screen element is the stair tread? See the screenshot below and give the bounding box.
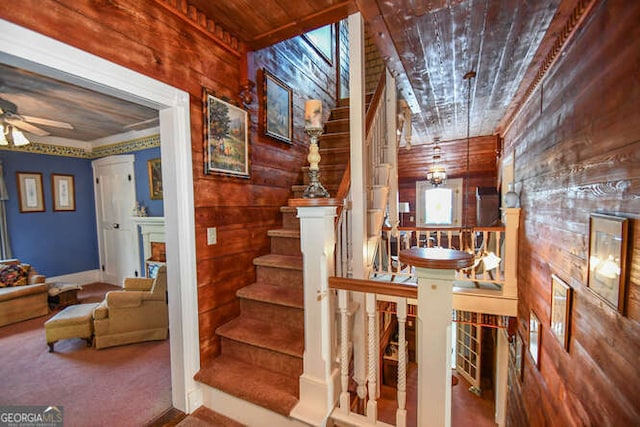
[177,406,245,427]
[267,228,300,238]
[253,254,302,270]
[238,282,303,309]
[195,355,299,416]
[217,316,303,357]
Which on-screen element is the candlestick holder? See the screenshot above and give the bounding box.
[303,126,330,198]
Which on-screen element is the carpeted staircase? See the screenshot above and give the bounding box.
[194,100,352,420]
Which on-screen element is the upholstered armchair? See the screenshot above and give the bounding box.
[92,265,168,349]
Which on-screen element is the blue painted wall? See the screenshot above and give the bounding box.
[0,147,163,278]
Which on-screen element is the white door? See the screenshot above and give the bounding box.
[456,322,482,391]
[92,155,140,285]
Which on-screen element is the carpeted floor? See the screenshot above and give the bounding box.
[0,283,172,427]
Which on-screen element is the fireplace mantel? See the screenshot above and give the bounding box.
[131,217,165,276]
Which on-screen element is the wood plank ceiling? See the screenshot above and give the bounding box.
[191,0,577,146]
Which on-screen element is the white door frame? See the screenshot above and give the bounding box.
[0,19,201,412]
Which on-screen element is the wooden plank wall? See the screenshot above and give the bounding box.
[398,135,499,227]
[502,0,640,425]
[0,0,341,361]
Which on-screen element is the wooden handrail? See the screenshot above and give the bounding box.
[329,276,417,299]
[365,72,386,132]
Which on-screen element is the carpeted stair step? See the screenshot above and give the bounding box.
[176,406,245,427]
[325,118,349,134]
[330,106,349,120]
[319,146,350,165]
[280,206,299,229]
[238,282,303,310]
[217,316,303,359]
[253,254,302,287]
[267,228,301,256]
[238,282,304,326]
[319,131,350,148]
[195,355,299,416]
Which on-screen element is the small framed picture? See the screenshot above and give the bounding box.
[529,310,541,368]
[587,213,629,313]
[551,274,572,350]
[147,158,163,200]
[51,174,75,211]
[16,172,44,213]
[263,69,293,144]
[515,332,524,381]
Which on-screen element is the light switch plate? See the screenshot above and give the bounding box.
[207,227,217,245]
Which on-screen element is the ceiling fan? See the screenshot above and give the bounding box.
[0,97,74,145]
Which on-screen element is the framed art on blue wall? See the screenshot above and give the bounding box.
[147,158,163,200]
[51,173,75,212]
[16,171,44,213]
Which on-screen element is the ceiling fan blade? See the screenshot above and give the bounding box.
[5,118,50,136]
[20,115,74,129]
[123,117,159,129]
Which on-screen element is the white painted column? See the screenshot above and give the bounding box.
[502,208,521,298]
[348,11,369,403]
[400,248,473,427]
[494,329,510,427]
[290,202,340,426]
[415,267,455,427]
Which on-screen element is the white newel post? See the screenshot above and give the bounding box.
[290,199,341,426]
[502,208,521,298]
[399,248,473,427]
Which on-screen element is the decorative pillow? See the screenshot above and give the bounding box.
[0,263,31,287]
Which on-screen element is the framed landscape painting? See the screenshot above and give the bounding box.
[263,69,292,144]
[203,88,249,178]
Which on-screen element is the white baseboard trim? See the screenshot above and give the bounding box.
[200,383,310,427]
[46,269,106,286]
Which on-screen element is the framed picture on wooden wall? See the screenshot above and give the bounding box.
[551,274,572,350]
[203,87,250,178]
[515,332,524,381]
[16,172,44,213]
[587,213,629,313]
[528,310,541,368]
[147,158,163,200]
[51,173,75,212]
[263,70,292,144]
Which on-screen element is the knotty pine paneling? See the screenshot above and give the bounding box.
[502,1,640,425]
[0,0,340,362]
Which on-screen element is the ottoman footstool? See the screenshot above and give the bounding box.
[44,303,99,352]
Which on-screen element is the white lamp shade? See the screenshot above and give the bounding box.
[398,202,410,213]
[11,127,30,146]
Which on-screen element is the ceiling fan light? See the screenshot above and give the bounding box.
[11,127,30,146]
[0,124,8,146]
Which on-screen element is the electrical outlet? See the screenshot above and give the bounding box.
[410,216,414,222]
[207,227,217,245]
